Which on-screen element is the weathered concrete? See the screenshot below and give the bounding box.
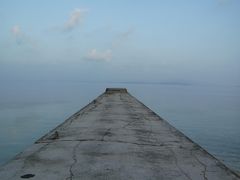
[0,88,239,180]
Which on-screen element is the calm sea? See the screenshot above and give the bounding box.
[0,81,239,171]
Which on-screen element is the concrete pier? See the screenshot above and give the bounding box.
[0,88,239,179]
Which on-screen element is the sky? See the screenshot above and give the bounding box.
[0,0,240,85]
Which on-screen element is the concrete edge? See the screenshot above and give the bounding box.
[127,92,240,178]
[35,92,106,143]
[105,88,128,94]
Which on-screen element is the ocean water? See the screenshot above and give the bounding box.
[0,81,239,171]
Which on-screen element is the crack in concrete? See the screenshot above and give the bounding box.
[66,141,81,180]
[37,138,167,148]
[101,128,112,141]
[169,148,193,180]
[150,126,192,180]
[120,94,139,129]
[191,149,208,180]
[122,117,139,128]
[142,114,155,144]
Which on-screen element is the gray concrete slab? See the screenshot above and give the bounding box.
[0,88,239,179]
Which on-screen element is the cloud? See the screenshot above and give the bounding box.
[112,28,134,49]
[85,49,112,62]
[64,8,87,31]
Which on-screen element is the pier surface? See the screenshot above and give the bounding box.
[0,88,239,180]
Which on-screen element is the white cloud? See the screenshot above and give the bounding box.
[64,8,87,31]
[86,49,112,62]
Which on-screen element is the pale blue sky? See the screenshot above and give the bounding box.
[0,0,239,85]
